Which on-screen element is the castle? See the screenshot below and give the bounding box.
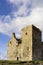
[7,25,43,61]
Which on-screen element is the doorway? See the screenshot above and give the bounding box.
[17,57,19,60]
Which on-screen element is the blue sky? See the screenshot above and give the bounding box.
[0,0,12,15]
[0,0,43,59]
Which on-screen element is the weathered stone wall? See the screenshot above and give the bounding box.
[40,42,43,60]
[32,25,41,60]
[7,33,18,60]
[7,25,43,61]
[7,25,33,61]
[21,25,32,61]
[7,33,22,61]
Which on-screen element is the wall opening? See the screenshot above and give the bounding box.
[25,32,27,35]
[17,57,19,61]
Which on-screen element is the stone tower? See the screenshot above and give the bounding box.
[7,25,43,61]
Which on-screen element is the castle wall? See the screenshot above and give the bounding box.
[32,25,41,60]
[7,33,18,60]
[7,25,43,61]
[21,25,33,61]
[40,42,43,60]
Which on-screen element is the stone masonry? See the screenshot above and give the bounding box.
[7,25,43,61]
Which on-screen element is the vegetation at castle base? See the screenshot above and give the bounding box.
[0,60,43,65]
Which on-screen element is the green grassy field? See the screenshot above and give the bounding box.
[0,60,43,65]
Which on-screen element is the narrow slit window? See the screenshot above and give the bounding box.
[25,32,27,35]
[10,41,11,44]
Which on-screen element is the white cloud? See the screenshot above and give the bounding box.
[7,0,31,5]
[0,0,43,40]
[7,0,32,16]
[0,15,23,36]
[32,0,43,8]
[7,0,43,17]
[0,8,43,38]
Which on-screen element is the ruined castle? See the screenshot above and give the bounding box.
[7,25,43,61]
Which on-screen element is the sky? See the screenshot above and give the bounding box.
[0,0,43,60]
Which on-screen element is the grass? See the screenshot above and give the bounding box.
[0,60,43,65]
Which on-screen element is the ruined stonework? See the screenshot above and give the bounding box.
[7,25,43,61]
